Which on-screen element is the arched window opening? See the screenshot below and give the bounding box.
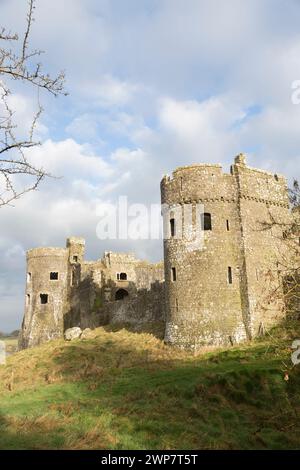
[170,218,175,237]
[119,272,127,281]
[202,212,212,231]
[115,289,129,301]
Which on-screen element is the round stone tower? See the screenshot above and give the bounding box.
[161,163,247,349]
[19,247,69,349]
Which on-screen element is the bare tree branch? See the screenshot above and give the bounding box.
[0,0,66,207]
[259,183,300,320]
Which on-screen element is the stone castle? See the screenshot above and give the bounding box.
[19,241,164,349]
[19,154,292,350]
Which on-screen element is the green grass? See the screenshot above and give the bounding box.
[0,321,300,449]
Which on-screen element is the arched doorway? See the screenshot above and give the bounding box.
[115,288,129,300]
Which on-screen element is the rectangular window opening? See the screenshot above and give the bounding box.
[73,255,78,262]
[170,218,175,237]
[171,267,177,282]
[202,213,212,231]
[40,293,48,304]
[50,272,59,280]
[228,267,233,284]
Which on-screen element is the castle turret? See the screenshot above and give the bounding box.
[19,247,69,349]
[161,155,291,350]
[66,237,85,264]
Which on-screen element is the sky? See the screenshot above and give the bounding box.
[1,0,300,332]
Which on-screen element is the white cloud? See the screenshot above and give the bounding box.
[26,138,112,184]
[92,75,139,107]
[65,114,103,142]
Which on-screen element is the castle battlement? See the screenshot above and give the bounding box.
[26,247,68,259]
[161,154,289,210]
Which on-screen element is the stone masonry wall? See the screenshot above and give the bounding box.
[19,154,292,351]
[19,242,165,349]
[19,247,69,349]
[161,154,291,350]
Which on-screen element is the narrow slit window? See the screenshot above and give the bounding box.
[228,267,233,284]
[27,272,32,283]
[202,213,212,231]
[226,219,230,231]
[171,267,177,282]
[26,294,30,306]
[40,294,48,304]
[175,298,179,312]
[170,218,175,237]
[117,273,120,280]
[50,272,58,280]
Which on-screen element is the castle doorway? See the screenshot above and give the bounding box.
[115,289,129,301]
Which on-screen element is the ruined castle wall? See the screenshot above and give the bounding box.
[64,261,100,330]
[134,261,164,290]
[62,252,165,334]
[103,281,165,331]
[233,162,291,335]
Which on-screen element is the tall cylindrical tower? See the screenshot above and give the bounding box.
[19,247,69,349]
[161,164,247,349]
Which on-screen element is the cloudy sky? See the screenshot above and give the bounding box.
[1,0,300,331]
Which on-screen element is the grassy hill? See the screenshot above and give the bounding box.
[0,322,300,450]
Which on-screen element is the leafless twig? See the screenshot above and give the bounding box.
[0,0,66,207]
